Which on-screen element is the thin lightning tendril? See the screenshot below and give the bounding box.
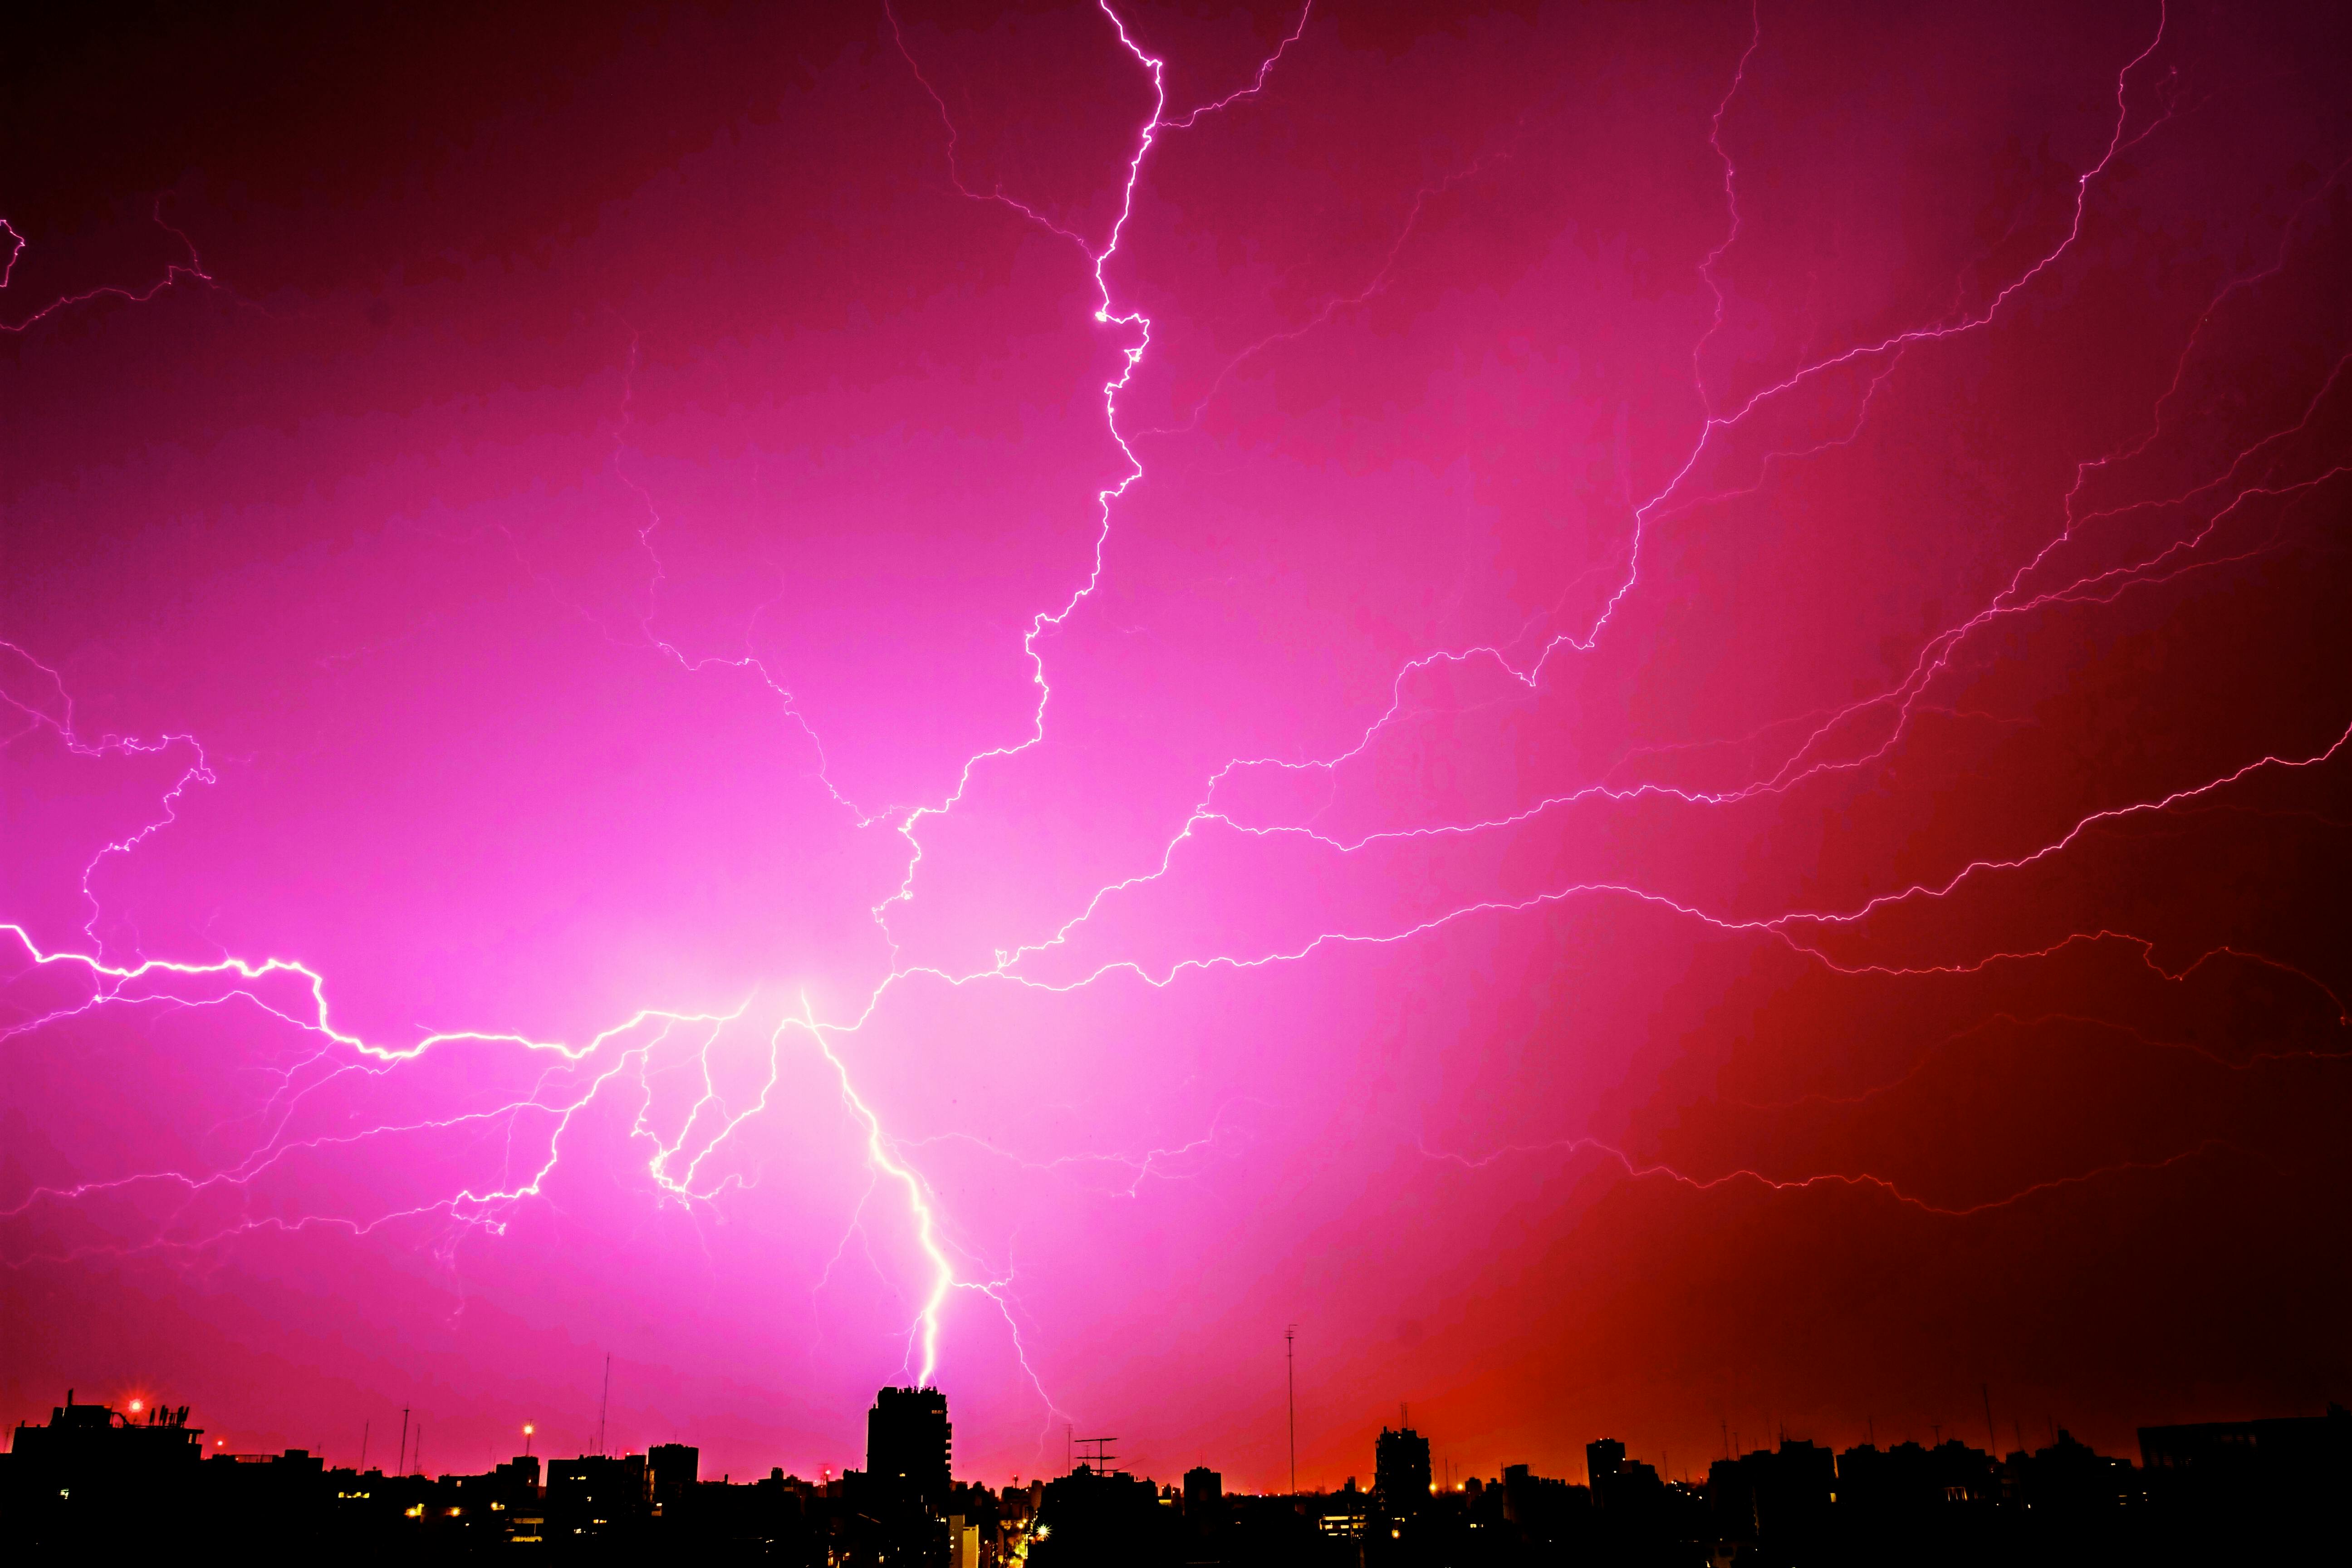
[0,205,216,334]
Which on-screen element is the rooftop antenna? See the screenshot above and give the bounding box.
[360,1420,370,1471]
[1866,1415,1875,1449]
[397,1407,410,1477]
[1981,1385,1998,1454]
[1286,1324,1298,1498]
[1721,1418,1730,1460]
[414,1426,423,1478]
[598,1354,612,1457]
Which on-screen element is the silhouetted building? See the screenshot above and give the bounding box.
[1586,1436,1697,1564]
[1031,1464,1176,1566]
[0,1393,361,1548]
[1587,1436,1667,1511]
[2137,1404,2352,1559]
[649,1440,698,1507]
[2011,1428,2136,1512]
[2139,1403,2352,1501]
[2,1393,206,1542]
[868,1384,952,1516]
[1586,1438,1624,1488]
[1499,1459,1588,1546]
[1375,1424,1432,1519]
[1708,1438,1833,1558]
[1184,1463,1222,1523]
[547,1451,648,1534]
[837,1387,958,1566]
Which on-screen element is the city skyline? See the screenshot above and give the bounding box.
[3,1375,2288,1490]
[11,1377,2337,1562]
[2,1354,2321,1499]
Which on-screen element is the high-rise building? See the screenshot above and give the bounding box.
[867,1385,952,1514]
[1374,1425,1432,1518]
[1587,1438,1625,1487]
[649,1441,699,1506]
[1184,1463,1223,1519]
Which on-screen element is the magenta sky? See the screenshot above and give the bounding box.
[5,0,2351,1490]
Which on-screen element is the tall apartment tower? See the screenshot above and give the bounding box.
[867,1386,953,1514]
[1374,1425,1432,1519]
[1184,1464,1224,1526]
[648,1441,699,1506]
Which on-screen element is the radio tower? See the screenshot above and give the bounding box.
[1286,1324,1298,1498]
[598,1355,612,1457]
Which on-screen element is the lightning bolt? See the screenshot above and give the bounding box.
[1418,1133,2256,1220]
[0,203,215,333]
[803,993,955,1387]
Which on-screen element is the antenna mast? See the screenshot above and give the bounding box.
[1285,1324,1298,1498]
[598,1354,612,1457]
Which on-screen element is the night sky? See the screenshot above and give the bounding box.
[5,0,2351,1489]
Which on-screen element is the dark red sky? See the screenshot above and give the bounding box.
[4,0,2350,1488]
